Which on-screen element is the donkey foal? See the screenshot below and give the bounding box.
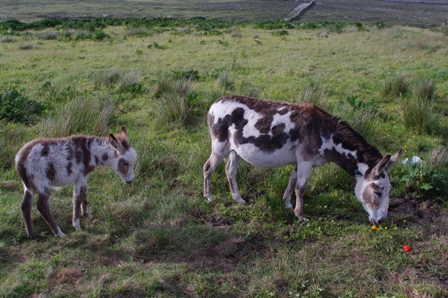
[15,126,137,239]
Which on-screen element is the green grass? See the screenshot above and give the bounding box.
[1,19,448,297]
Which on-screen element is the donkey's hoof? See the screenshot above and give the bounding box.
[284,203,293,209]
[205,195,214,202]
[235,198,246,204]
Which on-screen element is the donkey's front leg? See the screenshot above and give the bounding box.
[293,163,312,222]
[225,151,245,204]
[282,167,297,209]
[73,183,88,232]
[37,189,66,237]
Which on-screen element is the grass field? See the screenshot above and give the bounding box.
[1,0,448,27]
[1,16,448,298]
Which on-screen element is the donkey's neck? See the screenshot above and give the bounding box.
[320,122,383,177]
[80,136,117,168]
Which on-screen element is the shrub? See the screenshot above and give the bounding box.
[0,89,44,125]
[400,162,448,203]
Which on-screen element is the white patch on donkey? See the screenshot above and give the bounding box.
[15,126,137,239]
[203,96,403,225]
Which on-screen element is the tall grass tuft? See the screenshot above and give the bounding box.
[297,81,327,109]
[414,79,436,101]
[217,70,236,92]
[430,146,448,170]
[381,73,409,99]
[39,95,116,137]
[0,122,36,170]
[90,69,144,94]
[153,75,199,126]
[399,94,438,135]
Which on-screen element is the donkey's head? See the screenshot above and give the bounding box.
[355,149,403,225]
[109,126,137,184]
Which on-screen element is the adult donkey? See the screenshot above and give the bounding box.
[203,96,403,225]
[15,126,137,239]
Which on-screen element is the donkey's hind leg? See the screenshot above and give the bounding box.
[282,167,297,209]
[37,189,66,237]
[225,151,245,204]
[203,151,226,202]
[20,188,36,239]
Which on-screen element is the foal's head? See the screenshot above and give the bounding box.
[355,149,403,225]
[109,126,137,184]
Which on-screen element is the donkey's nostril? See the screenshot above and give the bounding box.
[125,179,132,184]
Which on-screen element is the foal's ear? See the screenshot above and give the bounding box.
[384,148,404,172]
[109,133,124,153]
[119,126,129,139]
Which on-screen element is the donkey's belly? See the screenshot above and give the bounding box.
[232,144,297,168]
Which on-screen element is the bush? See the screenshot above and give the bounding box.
[0,90,45,125]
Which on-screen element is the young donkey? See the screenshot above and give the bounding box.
[204,96,403,225]
[15,126,137,239]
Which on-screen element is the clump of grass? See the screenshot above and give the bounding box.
[90,69,144,94]
[217,70,235,92]
[381,73,409,98]
[35,31,58,40]
[398,79,439,135]
[399,96,438,134]
[18,43,33,50]
[124,27,153,38]
[297,81,327,108]
[39,95,116,137]
[0,121,35,170]
[414,79,436,101]
[430,146,448,170]
[153,75,198,126]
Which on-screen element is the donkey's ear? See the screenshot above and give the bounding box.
[373,154,391,176]
[109,133,124,152]
[119,126,128,138]
[384,148,404,172]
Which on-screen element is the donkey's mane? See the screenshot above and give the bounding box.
[333,118,383,168]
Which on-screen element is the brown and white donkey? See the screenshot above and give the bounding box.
[15,126,137,239]
[204,96,403,225]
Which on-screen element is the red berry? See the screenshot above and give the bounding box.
[403,245,411,252]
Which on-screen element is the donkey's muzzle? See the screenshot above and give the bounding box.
[125,179,133,184]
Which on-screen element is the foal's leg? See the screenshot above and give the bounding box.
[225,151,245,204]
[73,183,88,232]
[37,189,66,237]
[203,141,229,202]
[282,167,297,209]
[293,162,313,222]
[20,187,36,239]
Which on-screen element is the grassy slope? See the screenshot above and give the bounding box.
[0,23,448,297]
[1,0,448,27]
